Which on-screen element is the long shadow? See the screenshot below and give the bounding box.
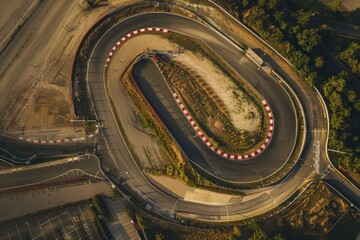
[132,59,211,171]
[0,134,93,164]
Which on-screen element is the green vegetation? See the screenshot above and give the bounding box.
[159,59,265,154]
[214,0,360,179]
[122,68,243,193]
[73,2,179,118]
[91,195,113,222]
[85,121,96,135]
[161,32,267,154]
[128,182,359,240]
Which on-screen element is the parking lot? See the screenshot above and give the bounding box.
[0,201,101,240]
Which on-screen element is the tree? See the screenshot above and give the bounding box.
[296,29,322,52]
[268,25,284,43]
[289,50,310,71]
[257,0,266,7]
[274,10,286,25]
[166,165,174,176]
[329,92,343,112]
[339,43,360,74]
[306,71,317,87]
[329,0,343,11]
[247,219,268,240]
[155,233,165,240]
[233,226,241,238]
[267,0,279,10]
[296,9,312,26]
[331,112,347,130]
[273,233,286,240]
[347,90,357,103]
[314,56,324,68]
[335,78,347,92]
[323,73,347,97]
[354,100,360,111]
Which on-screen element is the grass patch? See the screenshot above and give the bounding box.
[91,195,113,222]
[121,64,243,194]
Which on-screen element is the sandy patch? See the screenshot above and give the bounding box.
[148,175,195,198]
[149,175,235,205]
[183,189,234,205]
[175,52,261,132]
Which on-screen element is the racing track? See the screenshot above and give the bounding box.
[132,57,289,182]
[90,13,297,184]
[85,12,331,221]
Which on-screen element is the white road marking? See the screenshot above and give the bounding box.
[16,223,23,240]
[171,200,178,214]
[225,204,229,220]
[267,192,278,206]
[48,216,57,238]
[26,221,34,239]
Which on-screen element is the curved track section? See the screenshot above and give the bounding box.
[168,84,274,160]
[90,13,297,183]
[104,27,275,161]
[84,12,319,220]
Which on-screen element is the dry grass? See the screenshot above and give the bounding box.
[157,47,266,155]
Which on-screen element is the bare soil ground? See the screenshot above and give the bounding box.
[0,0,137,140]
[106,34,181,171]
[175,52,261,132]
[148,174,240,205]
[157,33,266,154]
[159,55,263,154]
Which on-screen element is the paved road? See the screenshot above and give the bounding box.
[1,9,358,221]
[0,154,102,191]
[0,134,95,164]
[85,12,360,220]
[0,0,40,53]
[310,17,360,40]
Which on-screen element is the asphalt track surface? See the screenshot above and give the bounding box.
[0,134,94,163]
[132,58,294,182]
[85,12,360,220]
[91,13,297,183]
[1,10,358,221]
[0,154,102,191]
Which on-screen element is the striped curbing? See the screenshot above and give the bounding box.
[172,92,274,160]
[17,129,99,144]
[105,27,171,67]
[104,26,274,160]
[18,137,84,144]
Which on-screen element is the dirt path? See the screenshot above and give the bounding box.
[0,0,136,140]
